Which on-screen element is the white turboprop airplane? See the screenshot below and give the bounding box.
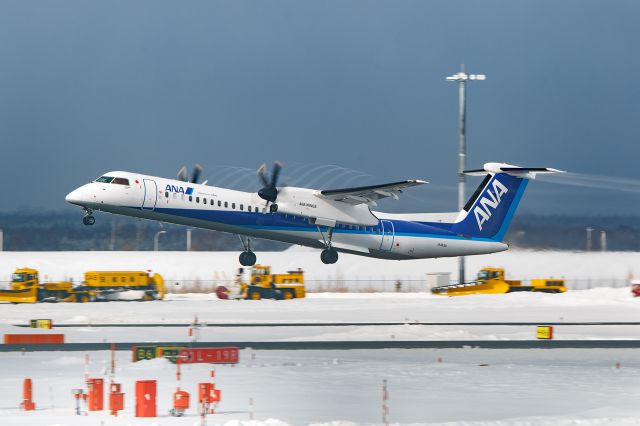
[65,162,562,265]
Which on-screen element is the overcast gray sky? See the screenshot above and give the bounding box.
[1,1,639,214]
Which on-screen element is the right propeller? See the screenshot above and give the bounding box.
[257,161,283,212]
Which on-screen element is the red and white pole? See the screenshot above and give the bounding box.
[382,379,389,426]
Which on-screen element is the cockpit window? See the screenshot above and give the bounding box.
[112,177,130,186]
[95,176,129,185]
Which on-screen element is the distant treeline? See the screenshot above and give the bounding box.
[0,210,638,251]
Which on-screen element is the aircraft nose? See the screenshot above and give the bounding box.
[65,188,84,205]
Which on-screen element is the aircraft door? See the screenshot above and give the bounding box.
[380,220,395,251]
[142,179,158,210]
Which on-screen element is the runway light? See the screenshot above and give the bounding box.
[536,325,554,339]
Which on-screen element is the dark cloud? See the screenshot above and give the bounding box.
[1,1,638,214]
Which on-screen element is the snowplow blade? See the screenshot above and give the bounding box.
[0,287,38,303]
[431,280,510,296]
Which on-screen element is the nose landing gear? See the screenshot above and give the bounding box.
[238,235,257,266]
[82,208,95,226]
[239,251,257,266]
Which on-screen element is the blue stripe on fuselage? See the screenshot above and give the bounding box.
[139,206,497,242]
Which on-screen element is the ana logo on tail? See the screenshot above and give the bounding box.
[474,179,508,230]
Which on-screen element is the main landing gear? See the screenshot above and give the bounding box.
[320,248,338,264]
[317,226,339,264]
[82,208,95,226]
[238,236,257,266]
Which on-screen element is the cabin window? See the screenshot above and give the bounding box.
[232,203,236,209]
[129,277,134,282]
[240,204,244,211]
[189,196,193,202]
[95,176,114,183]
[218,200,221,207]
[112,177,130,185]
[224,201,228,208]
[196,197,200,203]
[203,198,207,204]
[255,207,259,212]
[112,277,117,283]
[210,199,214,205]
[165,192,169,198]
[121,277,126,282]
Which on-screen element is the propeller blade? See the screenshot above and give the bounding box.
[177,165,188,182]
[190,164,203,184]
[257,163,269,187]
[271,160,283,188]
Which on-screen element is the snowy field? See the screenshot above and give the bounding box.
[1,291,640,424]
[0,249,638,291]
[2,250,640,425]
[1,290,640,342]
[2,348,640,426]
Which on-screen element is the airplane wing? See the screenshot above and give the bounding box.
[318,180,427,206]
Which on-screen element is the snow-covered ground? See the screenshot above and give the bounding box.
[0,291,640,424]
[0,249,637,291]
[1,290,640,342]
[2,287,640,325]
[2,250,640,425]
[2,348,640,426]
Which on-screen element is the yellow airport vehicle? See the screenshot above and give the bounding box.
[431,267,566,296]
[0,268,164,303]
[84,270,165,300]
[216,265,305,300]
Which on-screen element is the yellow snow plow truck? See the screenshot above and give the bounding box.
[216,265,306,300]
[0,268,165,303]
[431,267,566,296]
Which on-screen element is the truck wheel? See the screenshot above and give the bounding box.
[249,290,261,300]
[282,290,294,300]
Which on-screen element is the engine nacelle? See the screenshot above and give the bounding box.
[275,187,378,226]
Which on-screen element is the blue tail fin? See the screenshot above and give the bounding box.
[451,173,528,241]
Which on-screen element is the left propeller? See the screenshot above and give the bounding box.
[177,164,204,184]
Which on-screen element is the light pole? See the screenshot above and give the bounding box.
[586,227,594,251]
[447,65,486,284]
[154,231,166,251]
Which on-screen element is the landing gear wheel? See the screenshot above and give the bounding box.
[320,248,338,264]
[82,215,95,226]
[239,251,257,266]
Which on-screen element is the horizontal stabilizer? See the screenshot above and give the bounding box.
[465,162,564,179]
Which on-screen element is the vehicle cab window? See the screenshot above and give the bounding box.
[95,176,114,183]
